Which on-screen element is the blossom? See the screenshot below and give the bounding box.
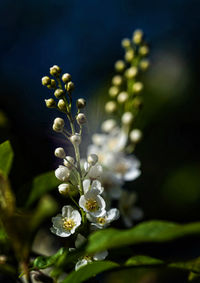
[119,191,143,227]
[83,179,104,195]
[55,165,70,181]
[84,162,103,180]
[51,205,81,237]
[79,188,106,217]
[87,208,120,229]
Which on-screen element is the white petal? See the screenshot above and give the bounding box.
[107,208,120,222]
[71,210,82,227]
[55,165,70,181]
[83,179,91,194]
[124,168,141,181]
[93,250,108,261]
[91,180,104,194]
[75,259,90,271]
[62,205,73,218]
[83,161,90,173]
[52,215,63,230]
[79,195,86,210]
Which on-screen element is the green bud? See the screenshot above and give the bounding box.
[121,38,131,48]
[45,98,56,108]
[42,76,51,86]
[47,79,56,89]
[54,89,64,99]
[76,98,86,109]
[65,81,74,92]
[132,29,143,45]
[76,113,87,125]
[139,45,149,56]
[140,59,150,71]
[62,73,72,83]
[50,65,61,76]
[114,60,125,72]
[58,99,67,111]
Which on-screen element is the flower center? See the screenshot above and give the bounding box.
[85,199,98,212]
[97,217,106,225]
[83,255,92,261]
[115,162,128,174]
[63,218,75,230]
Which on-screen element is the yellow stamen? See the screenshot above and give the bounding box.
[85,199,98,212]
[98,217,106,225]
[63,218,75,230]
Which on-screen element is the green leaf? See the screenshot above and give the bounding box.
[33,248,67,269]
[169,257,200,274]
[0,140,14,177]
[125,255,164,267]
[86,220,200,254]
[61,261,119,283]
[26,171,60,207]
[0,226,8,243]
[0,173,15,215]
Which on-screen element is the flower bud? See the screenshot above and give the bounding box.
[132,82,143,93]
[62,73,71,83]
[64,156,75,168]
[125,50,134,62]
[87,154,98,166]
[121,38,131,48]
[58,183,76,196]
[139,45,149,56]
[109,86,119,98]
[54,89,64,99]
[53,118,65,132]
[65,81,74,92]
[140,59,150,71]
[130,129,143,143]
[42,76,51,86]
[50,65,61,76]
[117,91,128,104]
[47,79,56,89]
[101,119,116,133]
[55,165,70,181]
[54,147,66,159]
[115,60,125,72]
[58,99,67,111]
[125,67,138,79]
[122,112,134,125]
[76,113,86,125]
[45,98,56,108]
[132,29,143,45]
[105,101,117,113]
[70,133,81,145]
[76,98,86,109]
[112,75,122,86]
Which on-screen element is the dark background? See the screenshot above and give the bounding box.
[0,1,200,281]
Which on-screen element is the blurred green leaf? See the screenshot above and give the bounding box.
[125,255,164,267]
[0,226,8,244]
[33,248,67,269]
[0,140,14,177]
[61,261,119,283]
[26,171,60,207]
[188,271,200,281]
[86,220,200,254]
[0,173,15,215]
[169,257,200,274]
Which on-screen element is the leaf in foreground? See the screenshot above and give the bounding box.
[86,220,200,253]
[0,140,14,177]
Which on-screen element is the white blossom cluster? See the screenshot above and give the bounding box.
[42,29,149,271]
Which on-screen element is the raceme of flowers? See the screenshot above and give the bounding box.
[42,29,149,270]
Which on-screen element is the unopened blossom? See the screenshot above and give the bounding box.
[87,208,120,229]
[55,165,70,181]
[51,205,81,237]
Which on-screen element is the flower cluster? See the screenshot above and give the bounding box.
[42,29,149,270]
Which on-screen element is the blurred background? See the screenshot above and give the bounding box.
[0,0,200,282]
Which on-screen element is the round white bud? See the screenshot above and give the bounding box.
[77,98,86,109]
[109,86,119,98]
[58,183,69,195]
[45,98,56,108]
[115,60,125,72]
[87,154,98,166]
[125,50,134,62]
[121,38,131,48]
[76,113,87,125]
[55,165,70,181]
[133,82,143,93]
[112,75,122,86]
[132,29,143,45]
[70,133,81,145]
[125,67,138,79]
[117,91,128,104]
[130,129,143,143]
[58,99,67,111]
[105,101,117,113]
[54,147,66,159]
[62,73,71,83]
[140,59,150,71]
[50,65,61,76]
[42,76,51,86]
[101,119,116,133]
[53,118,65,132]
[122,112,134,125]
[64,156,75,168]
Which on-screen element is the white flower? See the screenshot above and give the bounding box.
[119,191,143,227]
[84,162,103,180]
[55,165,70,181]
[83,179,104,195]
[75,250,108,270]
[100,171,122,199]
[79,189,106,217]
[51,205,81,237]
[113,155,141,181]
[87,208,120,229]
[101,119,117,133]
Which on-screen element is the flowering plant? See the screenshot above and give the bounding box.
[1,30,200,283]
